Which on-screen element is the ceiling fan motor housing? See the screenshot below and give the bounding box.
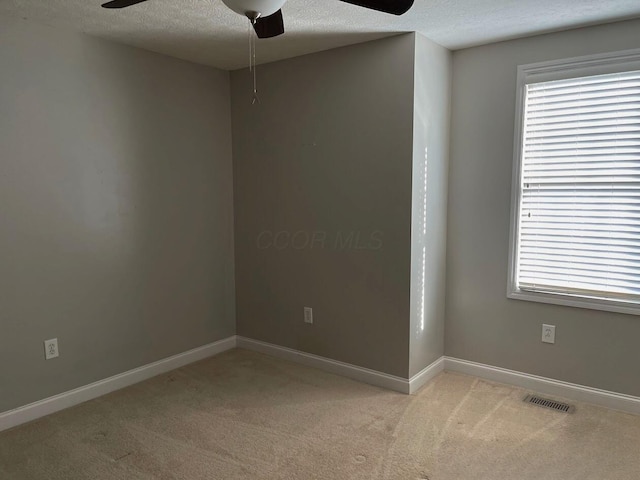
[221,0,287,17]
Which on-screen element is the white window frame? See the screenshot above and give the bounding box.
[508,49,640,316]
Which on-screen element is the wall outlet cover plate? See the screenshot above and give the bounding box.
[542,324,556,344]
[44,338,59,360]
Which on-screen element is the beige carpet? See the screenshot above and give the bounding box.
[1,349,639,480]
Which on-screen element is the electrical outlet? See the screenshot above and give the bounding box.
[44,338,59,360]
[542,324,556,344]
[304,307,313,324]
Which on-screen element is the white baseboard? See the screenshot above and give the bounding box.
[409,357,445,394]
[0,336,237,433]
[444,356,640,416]
[237,336,414,394]
[4,336,638,434]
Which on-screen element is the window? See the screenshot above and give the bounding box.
[508,50,640,315]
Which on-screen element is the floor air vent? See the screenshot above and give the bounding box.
[524,394,575,413]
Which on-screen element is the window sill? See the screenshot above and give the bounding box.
[507,289,640,316]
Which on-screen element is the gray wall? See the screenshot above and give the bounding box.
[408,34,451,377]
[231,35,416,378]
[446,18,640,396]
[0,17,235,412]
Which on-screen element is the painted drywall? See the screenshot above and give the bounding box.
[231,35,416,378]
[0,17,235,413]
[446,18,640,396]
[408,34,452,378]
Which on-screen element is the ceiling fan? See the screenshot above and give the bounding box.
[101,0,416,39]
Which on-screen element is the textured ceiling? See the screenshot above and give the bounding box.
[2,0,640,70]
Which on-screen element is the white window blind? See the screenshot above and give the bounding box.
[516,69,640,305]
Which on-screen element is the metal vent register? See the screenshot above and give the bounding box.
[524,394,575,413]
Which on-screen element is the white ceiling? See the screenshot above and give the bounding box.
[2,0,640,70]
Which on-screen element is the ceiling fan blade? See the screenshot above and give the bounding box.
[101,0,150,9]
[253,10,285,39]
[339,0,414,15]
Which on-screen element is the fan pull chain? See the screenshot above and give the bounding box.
[248,18,252,73]
[249,17,260,105]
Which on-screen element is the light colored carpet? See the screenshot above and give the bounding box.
[1,349,639,479]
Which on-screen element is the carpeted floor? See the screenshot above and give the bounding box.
[1,349,639,479]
